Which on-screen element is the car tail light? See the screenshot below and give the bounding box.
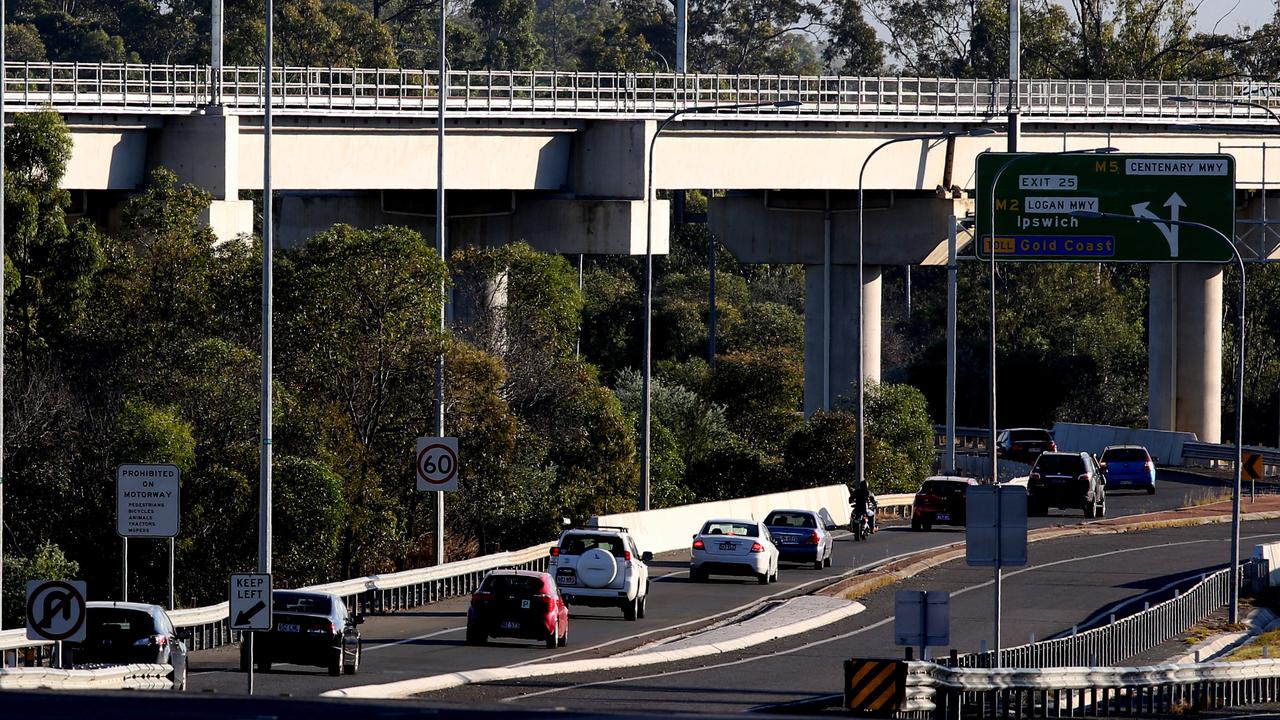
[1144,460,1154,471]
[472,590,494,604]
[806,531,820,545]
[750,542,764,553]
[133,634,167,647]
[550,547,560,557]
[532,592,554,608]
[1048,441,1057,451]
[1078,473,1089,483]
[692,539,705,550]
[307,619,336,635]
[1029,473,1041,483]
[623,551,632,561]
[1012,443,1023,451]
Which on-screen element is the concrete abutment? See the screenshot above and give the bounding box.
[1148,264,1224,444]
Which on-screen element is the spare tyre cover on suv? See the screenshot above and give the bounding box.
[577,547,618,587]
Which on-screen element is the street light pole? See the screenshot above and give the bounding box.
[1007,0,1021,151]
[0,0,7,633]
[856,128,997,496]
[259,0,274,579]
[1074,210,1246,623]
[641,99,801,511]
[434,0,447,566]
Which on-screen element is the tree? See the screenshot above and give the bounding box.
[7,23,48,60]
[859,381,935,493]
[274,457,347,588]
[783,411,859,490]
[470,0,544,68]
[2,541,80,627]
[711,349,803,456]
[689,0,825,74]
[822,0,884,73]
[112,399,197,472]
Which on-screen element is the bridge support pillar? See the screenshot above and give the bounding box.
[1149,264,1223,443]
[803,264,881,415]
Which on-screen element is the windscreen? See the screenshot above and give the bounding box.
[1033,454,1085,475]
[559,534,626,556]
[480,574,545,595]
[920,480,966,496]
[701,521,758,537]
[273,592,333,615]
[86,609,156,640]
[1102,448,1148,462]
[1011,429,1052,442]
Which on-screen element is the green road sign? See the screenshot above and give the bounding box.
[975,153,1235,262]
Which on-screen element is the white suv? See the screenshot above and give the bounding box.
[549,526,652,620]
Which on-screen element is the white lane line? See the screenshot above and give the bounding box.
[367,625,464,652]
[504,530,1280,701]
[505,544,922,669]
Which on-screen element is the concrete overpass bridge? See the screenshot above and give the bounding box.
[12,62,1279,442]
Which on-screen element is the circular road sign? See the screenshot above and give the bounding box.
[26,580,87,642]
[417,442,459,487]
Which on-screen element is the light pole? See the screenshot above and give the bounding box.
[434,0,447,565]
[640,99,801,511]
[1074,209,1246,623]
[0,0,7,634]
[984,148,1115,667]
[855,127,997,495]
[260,0,274,580]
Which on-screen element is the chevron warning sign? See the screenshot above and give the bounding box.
[844,658,906,713]
[1244,453,1263,482]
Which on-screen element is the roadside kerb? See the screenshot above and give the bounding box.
[321,599,866,699]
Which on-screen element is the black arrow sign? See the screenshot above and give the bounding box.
[235,600,266,627]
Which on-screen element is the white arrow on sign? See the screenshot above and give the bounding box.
[1131,192,1186,257]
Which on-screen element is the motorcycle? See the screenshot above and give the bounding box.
[851,511,870,541]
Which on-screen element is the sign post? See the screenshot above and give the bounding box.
[976,153,1235,263]
[230,572,272,694]
[967,485,1028,668]
[416,436,459,565]
[27,579,87,668]
[894,590,949,661]
[116,464,181,606]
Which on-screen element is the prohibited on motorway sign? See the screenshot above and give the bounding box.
[26,579,88,643]
[416,436,459,492]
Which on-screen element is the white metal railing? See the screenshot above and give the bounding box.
[3,62,1278,123]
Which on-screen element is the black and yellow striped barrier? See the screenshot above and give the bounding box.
[844,658,906,714]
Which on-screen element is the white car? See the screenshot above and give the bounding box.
[689,518,779,584]
[549,526,652,620]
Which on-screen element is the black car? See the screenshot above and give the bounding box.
[69,601,189,690]
[1028,451,1107,518]
[240,590,363,676]
[997,428,1057,465]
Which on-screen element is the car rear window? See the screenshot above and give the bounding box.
[764,512,816,528]
[480,574,546,595]
[702,521,758,537]
[559,534,626,556]
[920,480,967,496]
[1034,454,1085,474]
[1102,448,1149,462]
[273,592,332,615]
[1011,430,1052,442]
[86,609,157,640]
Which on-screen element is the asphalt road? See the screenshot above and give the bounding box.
[186,471,1229,702]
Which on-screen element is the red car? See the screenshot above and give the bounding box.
[467,569,569,649]
[911,476,979,531]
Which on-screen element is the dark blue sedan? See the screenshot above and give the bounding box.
[1099,445,1157,494]
[764,509,836,570]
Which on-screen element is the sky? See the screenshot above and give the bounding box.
[1176,0,1275,32]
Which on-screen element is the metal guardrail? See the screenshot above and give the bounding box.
[1182,440,1280,466]
[0,541,553,662]
[944,566,1235,670]
[909,658,1280,718]
[1,62,1277,122]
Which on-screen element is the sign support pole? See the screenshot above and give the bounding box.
[992,498,1001,669]
[121,537,128,602]
[247,633,254,695]
[169,537,175,611]
[946,216,958,473]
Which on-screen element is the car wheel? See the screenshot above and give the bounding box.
[911,518,922,531]
[175,663,188,691]
[813,558,824,570]
[756,571,769,585]
[690,568,705,582]
[465,624,486,646]
[637,593,647,619]
[623,595,639,621]
[558,626,568,648]
[328,647,342,677]
[771,565,779,583]
[1083,499,1096,519]
[546,620,560,650]
[1147,486,1156,495]
[922,522,932,532]
[1098,492,1107,517]
[344,642,361,675]
[824,554,833,568]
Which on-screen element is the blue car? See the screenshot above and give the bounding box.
[1100,445,1157,494]
[763,509,836,570]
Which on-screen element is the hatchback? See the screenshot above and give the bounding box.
[763,509,836,569]
[69,601,189,690]
[911,476,979,531]
[1028,451,1107,517]
[467,570,569,649]
[1099,445,1156,494]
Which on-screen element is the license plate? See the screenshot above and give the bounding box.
[778,536,797,544]
[718,542,737,551]
[557,575,577,585]
[937,513,950,521]
[500,620,520,630]
[1050,476,1066,483]
[277,623,300,633]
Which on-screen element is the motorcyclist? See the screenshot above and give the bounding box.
[849,482,877,535]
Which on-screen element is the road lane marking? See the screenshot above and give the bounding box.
[503,530,1280,701]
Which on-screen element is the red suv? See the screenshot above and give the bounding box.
[467,570,569,649]
[911,476,979,531]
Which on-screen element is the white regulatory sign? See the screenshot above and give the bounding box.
[26,580,88,643]
[229,573,273,631]
[116,464,181,538]
[416,436,460,492]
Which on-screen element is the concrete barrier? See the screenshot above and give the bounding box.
[0,663,173,690]
[590,484,853,555]
[1052,422,1198,465]
[1252,542,1280,589]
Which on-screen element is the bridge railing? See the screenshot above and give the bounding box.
[3,62,1278,121]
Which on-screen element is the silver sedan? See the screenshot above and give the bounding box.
[689,518,779,584]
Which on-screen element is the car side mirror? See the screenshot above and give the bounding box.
[176,628,192,640]
[825,524,838,531]
[641,551,653,563]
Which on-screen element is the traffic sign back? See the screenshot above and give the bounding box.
[966,485,1028,567]
[976,153,1235,262]
[27,580,87,643]
[229,573,272,631]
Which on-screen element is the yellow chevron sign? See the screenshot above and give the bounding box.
[844,658,906,713]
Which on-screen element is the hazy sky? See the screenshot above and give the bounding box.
[1176,0,1274,32]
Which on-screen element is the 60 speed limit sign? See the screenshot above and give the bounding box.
[416,436,459,491]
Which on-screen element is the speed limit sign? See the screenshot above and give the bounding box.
[416,436,459,491]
